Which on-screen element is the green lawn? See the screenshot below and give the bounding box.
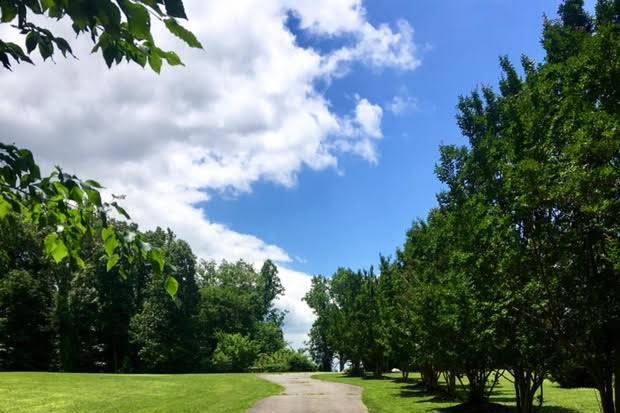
[0,372,282,413]
[315,373,600,413]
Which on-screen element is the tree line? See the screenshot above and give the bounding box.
[0,215,314,373]
[304,2,619,413]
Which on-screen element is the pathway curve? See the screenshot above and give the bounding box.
[247,372,368,413]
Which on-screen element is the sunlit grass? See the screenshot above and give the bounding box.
[0,372,282,413]
[315,372,600,413]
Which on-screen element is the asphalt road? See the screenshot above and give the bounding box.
[247,373,368,413]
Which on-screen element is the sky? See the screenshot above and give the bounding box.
[0,0,593,348]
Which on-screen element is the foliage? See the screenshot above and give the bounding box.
[1,206,288,373]
[252,348,316,372]
[212,333,259,373]
[0,144,176,298]
[0,0,202,72]
[195,259,287,371]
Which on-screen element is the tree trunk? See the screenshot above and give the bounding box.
[614,334,619,413]
[466,370,488,404]
[443,370,456,397]
[589,355,616,413]
[512,367,544,413]
[421,364,439,392]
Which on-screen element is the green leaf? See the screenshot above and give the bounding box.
[102,226,115,242]
[52,181,69,197]
[84,179,103,188]
[101,43,118,68]
[164,18,202,48]
[163,0,186,19]
[40,0,55,11]
[0,197,11,218]
[149,247,165,273]
[122,0,150,40]
[148,51,161,73]
[54,37,73,57]
[25,32,38,54]
[162,50,182,66]
[0,2,18,22]
[85,188,102,207]
[106,254,120,271]
[69,186,85,204]
[164,275,179,297]
[104,234,119,257]
[38,37,54,61]
[44,232,69,263]
[74,255,86,269]
[24,0,42,14]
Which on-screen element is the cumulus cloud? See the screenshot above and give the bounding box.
[0,0,421,347]
[387,90,419,115]
[355,98,383,138]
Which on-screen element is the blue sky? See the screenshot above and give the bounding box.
[205,0,572,277]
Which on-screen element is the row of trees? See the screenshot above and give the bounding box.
[305,2,619,413]
[0,214,314,373]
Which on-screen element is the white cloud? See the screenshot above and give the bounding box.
[0,0,421,347]
[387,91,419,115]
[355,98,383,138]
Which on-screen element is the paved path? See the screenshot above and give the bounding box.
[247,372,368,413]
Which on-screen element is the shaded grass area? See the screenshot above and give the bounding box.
[0,372,282,413]
[315,373,600,413]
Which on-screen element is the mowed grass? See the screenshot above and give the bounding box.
[315,373,600,413]
[0,372,282,413]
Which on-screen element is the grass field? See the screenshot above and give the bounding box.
[315,373,600,413]
[0,372,282,413]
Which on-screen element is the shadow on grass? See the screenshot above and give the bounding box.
[437,402,513,413]
[432,400,580,413]
[390,378,581,413]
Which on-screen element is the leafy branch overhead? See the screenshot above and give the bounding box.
[0,0,203,72]
[0,143,178,297]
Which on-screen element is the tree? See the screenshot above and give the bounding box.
[258,259,284,319]
[194,259,287,370]
[304,275,335,371]
[0,0,202,72]
[0,215,53,370]
[129,228,199,372]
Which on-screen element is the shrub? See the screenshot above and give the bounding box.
[212,333,259,372]
[252,348,316,372]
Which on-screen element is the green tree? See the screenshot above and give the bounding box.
[130,228,199,372]
[304,275,335,371]
[0,215,53,371]
[195,259,286,370]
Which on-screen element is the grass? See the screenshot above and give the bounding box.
[0,372,282,413]
[315,372,601,413]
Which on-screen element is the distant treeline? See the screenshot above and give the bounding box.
[304,2,619,413]
[0,217,314,373]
